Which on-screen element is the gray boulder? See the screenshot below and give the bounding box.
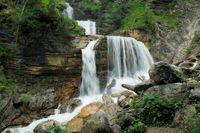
[149,62,183,85]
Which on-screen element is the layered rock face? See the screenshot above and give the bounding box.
[0,36,95,131]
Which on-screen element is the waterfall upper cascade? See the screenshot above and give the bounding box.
[77,20,96,35]
[64,3,96,35]
[107,36,154,93]
[80,40,100,96]
[63,3,73,19]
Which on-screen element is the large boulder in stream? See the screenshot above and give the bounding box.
[149,62,183,85]
[34,120,60,133]
[79,102,104,118]
[81,111,113,133]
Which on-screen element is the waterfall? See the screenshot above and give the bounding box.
[63,3,74,19]
[107,36,154,93]
[77,20,96,35]
[3,3,155,133]
[80,40,100,96]
[63,3,96,35]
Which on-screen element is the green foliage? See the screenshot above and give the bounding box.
[190,114,200,133]
[185,46,193,57]
[132,94,182,126]
[79,0,101,10]
[132,120,146,133]
[19,93,32,103]
[50,124,69,133]
[0,42,19,56]
[192,31,200,43]
[195,64,200,70]
[121,0,179,30]
[0,76,14,92]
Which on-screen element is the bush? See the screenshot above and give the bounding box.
[132,94,182,126]
[190,114,200,133]
[0,76,14,92]
[50,123,69,133]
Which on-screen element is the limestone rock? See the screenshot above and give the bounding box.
[146,83,187,96]
[172,105,197,132]
[33,120,59,133]
[55,78,80,103]
[149,62,183,85]
[67,118,83,132]
[79,102,103,118]
[102,94,114,104]
[122,80,154,94]
[81,111,113,133]
[190,89,200,99]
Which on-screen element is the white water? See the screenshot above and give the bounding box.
[3,95,103,133]
[63,3,96,35]
[106,36,154,93]
[77,20,96,35]
[80,40,100,96]
[63,3,73,19]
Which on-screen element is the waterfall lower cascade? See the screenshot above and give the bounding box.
[80,40,100,96]
[107,36,154,93]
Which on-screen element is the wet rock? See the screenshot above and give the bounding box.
[122,80,154,94]
[33,120,59,133]
[79,102,103,118]
[149,62,183,85]
[81,111,113,133]
[60,98,82,113]
[67,118,83,132]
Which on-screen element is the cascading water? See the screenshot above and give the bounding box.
[77,20,96,35]
[107,36,154,93]
[80,40,100,96]
[64,3,96,35]
[63,3,73,19]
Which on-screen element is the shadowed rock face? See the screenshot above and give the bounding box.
[0,36,109,130]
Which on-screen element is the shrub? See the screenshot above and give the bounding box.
[0,76,14,92]
[50,123,69,133]
[185,47,193,57]
[190,114,200,133]
[132,94,182,126]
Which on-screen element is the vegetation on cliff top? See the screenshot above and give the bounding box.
[78,0,179,31]
[0,0,83,56]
